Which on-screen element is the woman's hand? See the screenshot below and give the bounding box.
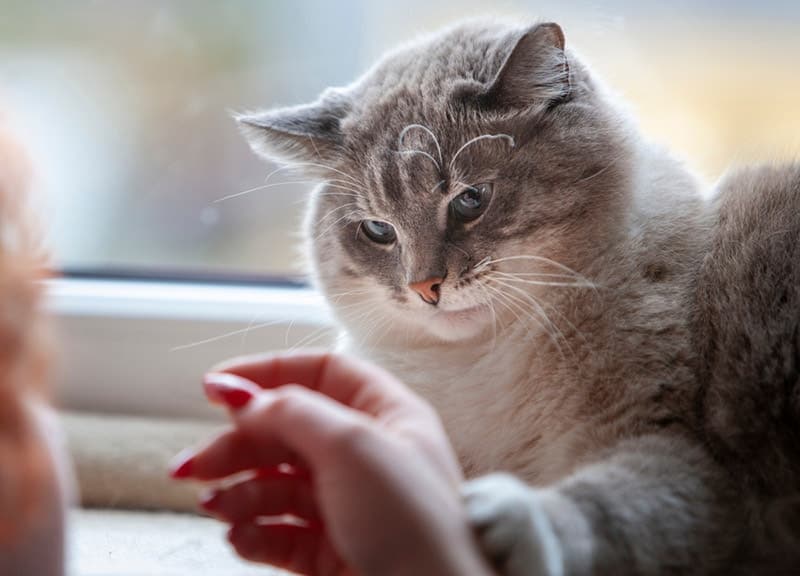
[170,351,493,576]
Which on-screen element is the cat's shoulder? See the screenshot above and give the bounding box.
[700,162,800,296]
[701,163,800,277]
[711,162,800,227]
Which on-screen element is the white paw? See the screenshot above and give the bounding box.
[462,473,564,576]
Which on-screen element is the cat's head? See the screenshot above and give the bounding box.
[240,21,634,345]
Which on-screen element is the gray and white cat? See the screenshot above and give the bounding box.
[238,20,800,575]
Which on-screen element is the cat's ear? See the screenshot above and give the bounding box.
[475,23,571,113]
[236,90,349,169]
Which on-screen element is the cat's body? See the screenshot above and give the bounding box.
[240,20,800,574]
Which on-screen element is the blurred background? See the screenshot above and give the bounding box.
[1,0,799,280]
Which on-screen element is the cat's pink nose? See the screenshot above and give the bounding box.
[409,277,444,306]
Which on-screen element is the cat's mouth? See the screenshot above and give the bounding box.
[433,303,490,319]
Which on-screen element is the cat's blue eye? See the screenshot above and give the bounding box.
[450,182,493,222]
[361,220,397,244]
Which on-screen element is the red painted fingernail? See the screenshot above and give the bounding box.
[204,376,253,409]
[169,453,195,479]
[303,518,324,534]
[216,386,253,409]
[199,489,221,511]
[254,465,311,481]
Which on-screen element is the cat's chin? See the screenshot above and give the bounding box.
[424,303,493,342]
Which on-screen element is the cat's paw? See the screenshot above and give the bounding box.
[462,473,564,576]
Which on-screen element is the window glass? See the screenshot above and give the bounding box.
[2,0,798,279]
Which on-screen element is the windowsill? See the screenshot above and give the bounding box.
[71,508,285,575]
[45,277,334,420]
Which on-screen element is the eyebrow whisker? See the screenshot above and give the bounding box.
[398,123,444,167]
[396,149,440,170]
[449,133,515,171]
[430,179,446,194]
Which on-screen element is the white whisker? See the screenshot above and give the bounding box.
[474,281,499,351]
[487,276,573,361]
[263,162,364,187]
[431,180,446,194]
[473,256,492,273]
[485,277,562,354]
[448,242,471,261]
[316,207,361,241]
[287,324,336,351]
[398,124,444,167]
[494,274,590,349]
[307,133,323,160]
[492,271,595,289]
[216,180,366,204]
[397,149,440,170]
[482,254,592,283]
[496,271,583,279]
[482,281,549,346]
[170,319,286,351]
[449,134,515,171]
[315,192,366,200]
[367,311,394,353]
[214,181,312,203]
[320,180,370,195]
[359,308,393,355]
[572,153,627,185]
[318,202,359,223]
[327,288,374,301]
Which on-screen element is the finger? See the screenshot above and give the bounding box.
[234,384,376,468]
[172,377,375,480]
[209,350,421,417]
[201,471,319,524]
[170,426,302,481]
[203,371,262,410]
[228,521,342,575]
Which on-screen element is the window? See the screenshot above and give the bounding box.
[2,1,367,278]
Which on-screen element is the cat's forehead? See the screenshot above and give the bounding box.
[358,145,448,217]
[343,22,519,137]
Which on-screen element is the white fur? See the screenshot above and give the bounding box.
[463,473,566,576]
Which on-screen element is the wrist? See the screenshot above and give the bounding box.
[375,516,496,576]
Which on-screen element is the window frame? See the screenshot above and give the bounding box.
[45,276,333,421]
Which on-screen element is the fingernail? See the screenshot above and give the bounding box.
[199,488,221,511]
[254,465,311,481]
[304,518,324,533]
[169,450,196,479]
[204,373,254,409]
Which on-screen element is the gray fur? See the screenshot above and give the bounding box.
[240,19,800,575]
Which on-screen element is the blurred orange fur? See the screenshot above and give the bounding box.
[0,109,51,542]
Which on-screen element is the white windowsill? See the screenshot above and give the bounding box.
[45,278,334,420]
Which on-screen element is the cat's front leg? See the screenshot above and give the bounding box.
[464,435,740,576]
[463,473,566,576]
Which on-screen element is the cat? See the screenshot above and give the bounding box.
[0,109,67,576]
[238,20,800,575]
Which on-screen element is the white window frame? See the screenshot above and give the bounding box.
[45,277,333,421]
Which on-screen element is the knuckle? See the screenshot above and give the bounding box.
[324,418,372,455]
[266,385,308,417]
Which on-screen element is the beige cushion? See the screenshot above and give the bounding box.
[62,411,223,513]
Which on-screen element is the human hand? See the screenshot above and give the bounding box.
[170,351,493,576]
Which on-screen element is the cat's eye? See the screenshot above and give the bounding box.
[361,220,397,244]
[450,183,493,223]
